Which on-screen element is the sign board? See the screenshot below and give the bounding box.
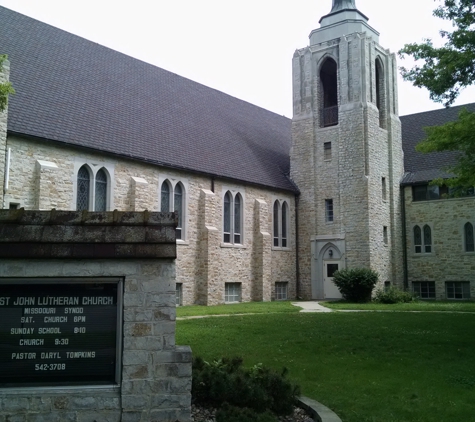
[0,278,122,387]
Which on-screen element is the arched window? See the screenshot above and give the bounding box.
[465,222,474,252]
[76,165,90,211]
[94,168,107,211]
[320,58,338,127]
[375,58,386,128]
[414,224,432,254]
[174,183,183,240]
[76,165,109,212]
[423,225,432,253]
[223,191,243,244]
[414,225,422,253]
[160,179,186,240]
[161,181,170,213]
[273,200,289,248]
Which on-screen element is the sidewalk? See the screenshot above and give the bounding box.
[291,301,333,313]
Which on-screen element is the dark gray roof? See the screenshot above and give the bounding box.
[0,6,295,192]
[400,103,475,185]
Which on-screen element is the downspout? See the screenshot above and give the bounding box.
[3,147,11,208]
[295,193,301,299]
[401,185,408,290]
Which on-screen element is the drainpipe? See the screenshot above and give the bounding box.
[401,185,408,290]
[3,147,11,208]
[295,194,301,299]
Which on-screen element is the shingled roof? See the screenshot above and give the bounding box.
[400,102,475,185]
[0,6,294,192]
[1,6,474,191]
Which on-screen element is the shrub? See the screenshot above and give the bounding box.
[192,356,300,417]
[373,286,415,304]
[216,403,277,422]
[332,268,379,302]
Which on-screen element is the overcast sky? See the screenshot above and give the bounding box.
[0,0,473,117]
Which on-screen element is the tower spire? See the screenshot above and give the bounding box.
[330,0,357,13]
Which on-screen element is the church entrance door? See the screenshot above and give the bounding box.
[323,260,342,299]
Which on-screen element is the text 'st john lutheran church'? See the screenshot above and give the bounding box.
[0,1,474,304]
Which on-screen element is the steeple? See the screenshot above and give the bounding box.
[310,0,378,45]
[330,0,357,13]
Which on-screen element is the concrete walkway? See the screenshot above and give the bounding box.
[291,301,333,313]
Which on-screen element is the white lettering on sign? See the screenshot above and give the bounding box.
[24,308,56,314]
[37,297,79,306]
[82,297,113,305]
[38,327,61,334]
[40,352,61,359]
[19,339,44,346]
[20,317,33,323]
[11,353,36,359]
[64,307,83,314]
[66,351,96,358]
[43,316,67,323]
[13,297,35,306]
[0,297,10,305]
[11,328,34,335]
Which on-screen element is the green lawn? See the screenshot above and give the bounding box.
[321,300,475,312]
[176,303,475,422]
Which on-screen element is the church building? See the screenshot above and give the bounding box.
[0,1,474,304]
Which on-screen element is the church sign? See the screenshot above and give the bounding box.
[0,278,122,387]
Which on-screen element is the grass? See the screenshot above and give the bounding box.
[176,302,475,422]
[176,300,299,317]
[321,300,475,312]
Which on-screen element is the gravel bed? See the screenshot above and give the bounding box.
[191,404,314,422]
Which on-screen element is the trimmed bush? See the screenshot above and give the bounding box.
[192,356,300,418]
[332,268,379,302]
[373,287,415,304]
[216,403,277,422]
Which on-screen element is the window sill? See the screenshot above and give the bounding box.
[272,247,292,252]
[412,253,434,257]
[176,240,189,246]
[220,243,247,249]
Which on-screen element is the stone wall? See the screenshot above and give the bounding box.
[0,210,192,422]
[291,29,404,299]
[404,187,475,299]
[2,135,297,305]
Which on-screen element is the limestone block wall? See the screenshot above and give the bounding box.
[290,30,403,298]
[404,187,475,299]
[2,135,297,305]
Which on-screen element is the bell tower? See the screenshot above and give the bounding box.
[290,0,404,299]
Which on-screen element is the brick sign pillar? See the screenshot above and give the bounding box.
[0,209,192,422]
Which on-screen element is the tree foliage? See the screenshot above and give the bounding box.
[398,0,475,188]
[399,0,475,106]
[0,54,15,112]
[418,108,475,188]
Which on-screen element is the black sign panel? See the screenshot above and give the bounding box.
[0,279,120,387]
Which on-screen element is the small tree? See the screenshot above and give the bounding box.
[0,54,15,112]
[332,268,379,302]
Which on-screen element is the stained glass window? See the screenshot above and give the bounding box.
[414,225,422,253]
[223,192,231,243]
[465,222,474,252]
[77,166,90,211]
[273,201,280,247]
[161,182,170,213]
[94,168,107,211]
[234,194,241,244]
[423,225,432,253]
[282,201,288,248]
[174,183,183,240]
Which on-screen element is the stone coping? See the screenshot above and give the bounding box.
[298,396,342,422]
[0,209,177,226]
[0,210,177,259]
